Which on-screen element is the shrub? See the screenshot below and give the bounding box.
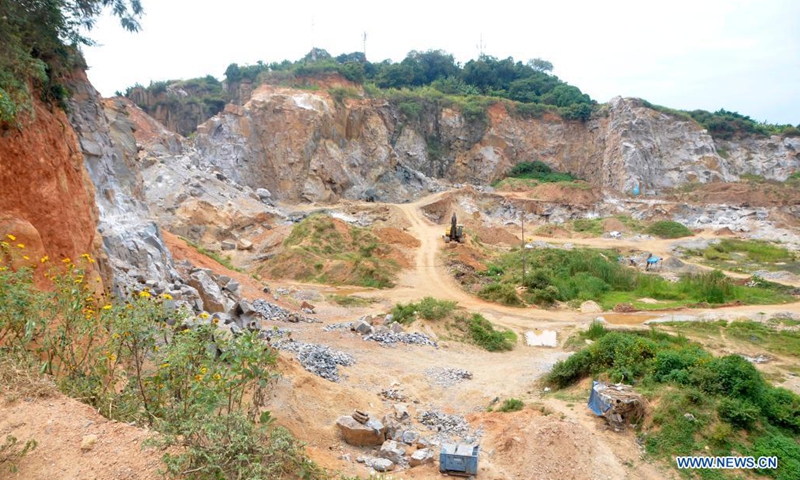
[646,220,692,239]
[0,246,321,479]
[497,398,524,412]
[478,282,522,306]
[391,297,457,323]
[452,314,515,352]
[506,161,576,183]
[390,302,418,324]
[415,297,458,320]
[717,397,760,429]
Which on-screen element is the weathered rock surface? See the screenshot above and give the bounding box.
[65,73,180,294]
[410,448,434,467]
[190,84,798,202]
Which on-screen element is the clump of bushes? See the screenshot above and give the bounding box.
[545,325,800,479]
[391,297,458,324]
[505,161,576,183]
[646,220,693,239]
[451,314,516,352]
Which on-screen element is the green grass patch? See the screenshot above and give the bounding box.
[682,239,797,275]
[497,398,524,412]
[570,218,604,237]
[180,236,243,273]
[503,161,576,183]
[390,297,458,324]
[726,321,800,358]
[646,220,693,239]
[327,295,376,308]
[477,248,795,310]
[546,327,800,479]
[450,313,516,351]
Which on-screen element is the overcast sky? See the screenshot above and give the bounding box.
[83,0,800,125]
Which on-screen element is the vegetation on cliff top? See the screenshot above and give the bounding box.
[0,0,143,126]
[128,47,798,138]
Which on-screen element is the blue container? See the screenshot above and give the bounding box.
[439,443,479,476]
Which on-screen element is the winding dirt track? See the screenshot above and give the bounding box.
[388,191,800,332]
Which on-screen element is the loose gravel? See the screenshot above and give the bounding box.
[274,340,354,382]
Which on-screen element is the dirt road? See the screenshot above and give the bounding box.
[388,192,800,333]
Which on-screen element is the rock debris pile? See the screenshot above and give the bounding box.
[419,411,479,443]
[323,322,354,332]
[423,367,473,387]
[274,340,354,382]
[364,331,438,348]
[251,299,319,323]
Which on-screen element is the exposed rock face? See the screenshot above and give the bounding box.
[719,136,800,180]
[126,85,223,137]
[65,71,177,292]
[194,85,432,203]
[191,85,797,203]
[0,100,99,265]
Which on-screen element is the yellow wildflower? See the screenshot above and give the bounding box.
[40,255,49,263]
[212,317,219,324]
[139,291,151,298]
[6,234,16,241]
[159,362,170,369]
[199,367,208,374]
[213,373,221,381]
[161,293,173,300]
[22,255,29,260]
[62,257,71,264]
[126,304,133,309]
[194,374,204,382]
[16,244,24,249]
[1,241,8,248]
[103,305,113,311]
[199,312,210,319]
[108,354,117,362]
[111,332,120,339]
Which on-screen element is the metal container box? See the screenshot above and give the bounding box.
[439,443,479,476]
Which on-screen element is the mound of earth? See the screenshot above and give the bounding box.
[260,215,407,288]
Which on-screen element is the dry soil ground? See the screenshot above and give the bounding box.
[3,190,799,480]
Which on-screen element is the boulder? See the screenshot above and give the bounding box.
[353,320,373,335]
[221,240,236,251]
[410,448,434,467]
[256,188,272,200]
[390,322,404,334]
[369,458,395,472]
[224,279,241,294]
[336,416,385,447]
[80,434,98,452]
[237,239,253,250]
[378,440,406,464]
[188,270,227,313]
[401,430,420,445]
[580,300,603,313]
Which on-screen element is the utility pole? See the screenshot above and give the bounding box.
[521,212,526,283]
[362,31,367,61]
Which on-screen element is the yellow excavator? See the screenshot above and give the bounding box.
[444,213,465,243]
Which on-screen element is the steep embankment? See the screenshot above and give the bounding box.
[0,100,100,273]
[191,82,799,203]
